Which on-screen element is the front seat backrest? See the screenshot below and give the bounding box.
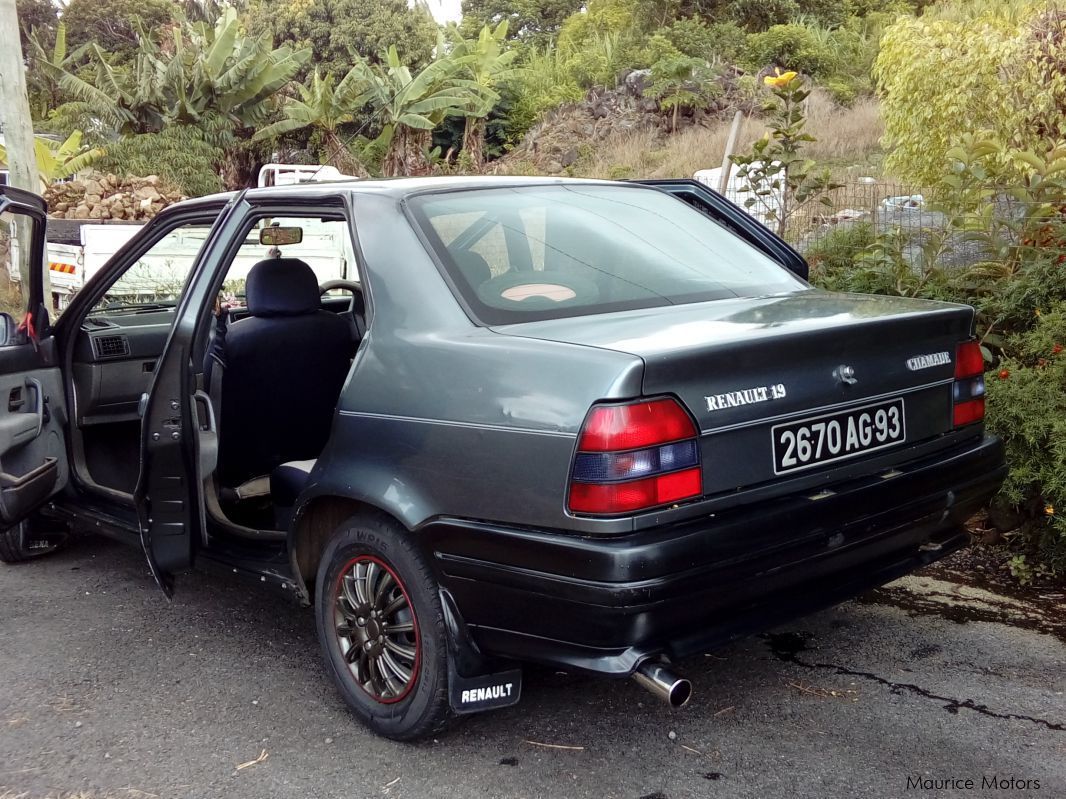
[218,258,355,487]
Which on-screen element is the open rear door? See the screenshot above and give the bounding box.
[0,187,70,547]
[634,178,810,280]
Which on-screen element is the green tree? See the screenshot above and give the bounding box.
[249,0,439,79]
[61,0,176,64]
[874,0,1054,185]
[459,0,582,44]
[252,70,370,177]
[15,0,57,53]
[645,54,720,132]
[450,21,522,168]
[727,0,800,32]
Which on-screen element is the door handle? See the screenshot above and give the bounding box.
[193,390,216,433]
[25,377,44,439]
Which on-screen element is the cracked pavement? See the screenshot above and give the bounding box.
[0,535,1063,799]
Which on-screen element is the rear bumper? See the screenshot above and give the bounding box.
[421,434,1006,676]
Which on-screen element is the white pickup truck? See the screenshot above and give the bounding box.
[41,164,357,310]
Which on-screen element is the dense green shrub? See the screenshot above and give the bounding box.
[704,22,752,63]
[657,17,717,60]
[985,309,1066,581]
[809,136,1066,580]
[804,222,876,278]
[746,24,838,77]
[503,44,584,143]
[95,129,224,197]
[728,0,800,32]
[875,1,1065,185]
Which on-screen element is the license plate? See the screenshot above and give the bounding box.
[772,398,906,475]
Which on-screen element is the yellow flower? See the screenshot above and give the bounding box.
[1046,504,1055,516]
[763,70,798,88]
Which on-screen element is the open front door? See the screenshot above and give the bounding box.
[0,187,70,551]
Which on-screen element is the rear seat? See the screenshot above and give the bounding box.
[271,460,316,530]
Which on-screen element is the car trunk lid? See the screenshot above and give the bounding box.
[494,291,974,496]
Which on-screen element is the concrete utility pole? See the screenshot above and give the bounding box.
[0,0,39,193]
[0,0,43,300]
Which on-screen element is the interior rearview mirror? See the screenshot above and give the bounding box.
[259,226,303,247]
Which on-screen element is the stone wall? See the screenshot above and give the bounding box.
[43,173,185,221]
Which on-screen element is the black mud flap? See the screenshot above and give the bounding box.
[440,587,522,714]
[448,662,523,715]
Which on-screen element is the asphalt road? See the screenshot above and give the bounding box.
[0,535,1063,799]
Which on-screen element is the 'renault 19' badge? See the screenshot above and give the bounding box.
[704,383,787,412]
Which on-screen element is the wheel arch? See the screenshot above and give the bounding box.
[288,492,420,603]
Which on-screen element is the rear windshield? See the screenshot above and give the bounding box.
[407,184,805,325]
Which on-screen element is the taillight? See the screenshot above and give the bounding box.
[953,341,985,427]
[568,398,702,515]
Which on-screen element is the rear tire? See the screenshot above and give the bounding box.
[0,519,67,564]
[314,512,453,741]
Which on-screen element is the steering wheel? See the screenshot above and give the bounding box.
[319,279,367,339]
[319,279,363,312]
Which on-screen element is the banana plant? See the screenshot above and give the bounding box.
[345,45,492,176]
[0,131,104,186]
[449,22,523,168]
[252,70,371,178]
[58,8,309,140]
[26,22,91,115]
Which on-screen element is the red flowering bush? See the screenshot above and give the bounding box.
[985,310,1066,580]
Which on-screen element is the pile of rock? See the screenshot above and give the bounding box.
[43,173,185,221]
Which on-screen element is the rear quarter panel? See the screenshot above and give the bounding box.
[305,193,644,531]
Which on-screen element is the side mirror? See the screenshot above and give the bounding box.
[259,226,303,247]
[0,312,17,347]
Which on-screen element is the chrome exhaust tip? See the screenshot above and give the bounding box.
[633,660,692,708]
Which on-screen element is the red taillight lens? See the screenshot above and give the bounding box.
[953,340,985,427]
[569,397,702,515]
[578,398,697,451]
[953,397,985,427]
[955,341,984,379]
[569,468,702,514]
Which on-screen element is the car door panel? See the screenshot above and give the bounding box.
[0,188,70,528]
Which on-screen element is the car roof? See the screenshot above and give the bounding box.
[191,175,625,206]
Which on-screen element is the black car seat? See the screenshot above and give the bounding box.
[216,257,356,489]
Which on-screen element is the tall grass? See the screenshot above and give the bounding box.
[574,90,884,180]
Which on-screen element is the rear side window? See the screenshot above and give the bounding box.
[408,184,804,325]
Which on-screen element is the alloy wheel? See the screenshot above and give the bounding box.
[333,555,420,703]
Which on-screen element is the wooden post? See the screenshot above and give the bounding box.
[717,111,743,196]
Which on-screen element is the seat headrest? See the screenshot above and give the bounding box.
[245,258,321,317]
